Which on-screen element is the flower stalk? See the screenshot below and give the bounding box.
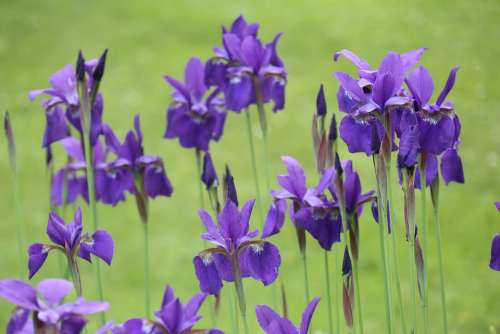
[418,158,430,333]
[430,174,449,334]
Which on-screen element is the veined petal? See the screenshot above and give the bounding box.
[333,72,366,102]
[406,66,434,107]
[47,212,67,247]
[193,256,223,295]
[241,241,281,285]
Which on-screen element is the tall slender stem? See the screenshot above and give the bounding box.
[244,110,263,222]
[233,258,249,334]
[68,258,82,297]
[403,169,418,334]
[334,246,342,334]
[301,249,311,304]
[78,76,105,324]
[351,253,364,334]
[12,175,24,279]
[324,251,334,334]
[195,149,205,210]
[431,180,449,334]
[142,222,151,318]
[418,163,430,333]
[373,156,394,334]
[387,164,408,334]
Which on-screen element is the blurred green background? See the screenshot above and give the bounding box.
[1,0,499,332]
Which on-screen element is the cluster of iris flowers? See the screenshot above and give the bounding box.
[3,13,495,334]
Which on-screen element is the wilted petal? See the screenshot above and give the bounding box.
[193,256,223,295]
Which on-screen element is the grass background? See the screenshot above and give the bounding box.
[1,0,500,332]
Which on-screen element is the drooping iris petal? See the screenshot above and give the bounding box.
[28,244,50,279]
[7,308,31,334]
[193,256,223,295]
[262,200,287,239]
[79,230,114,265]
[226,75,253,112]
[418,116,455,155]
[299,298,321,334]
[397,125,420,168]
[440,148,464,184]
[414,154,438,189]
[59,315,87,334]
[340,117,384,155]
[241,241,281,285]
[490,233,500,271]
[143,164,173,198]
[0,279,38,310]
[42,107,70,147]
[37,279,73,305]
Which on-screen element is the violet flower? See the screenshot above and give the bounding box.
[29,60,105,147]
[207,15,287,113]
[27,208,113,291]
[102,115,173,221]
[193,198,281,296]
[0,278,108,334]
[333,50,424,155]
[489,202,500,271]
[271,156,340,251]
[164,57,226,152]
[255,297,320,334]
[101,285,223,334]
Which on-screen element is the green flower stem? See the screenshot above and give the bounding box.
[334,246,342,334]
[324,251,334,334]
[372,156,394,334]
[301,248,311,304]
[12,175,24,279]
[403,170,418,334]
[78,76,105,325]
[233,258,249,334]
[431,178,449,334]
[68,258,82,297]
[418,163,430,334]
[142,222,151,318]
[335,173,363,334]
[386,163,408,334]
[244,110,264,223]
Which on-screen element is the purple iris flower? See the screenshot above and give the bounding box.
[103,114,173,206]
[0,278,108,334]
[29,60,104,147]
[193,198,281,295]
[489,202,500,271]
[50,137,108,206]
[164,57,226,152]
[27,208,113,279]
[255,297,320,334]
[208,16,287,112]
[100,285,222,334]
[271,156,341,251]
[334,51,414,155]
[405,65,460,155]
